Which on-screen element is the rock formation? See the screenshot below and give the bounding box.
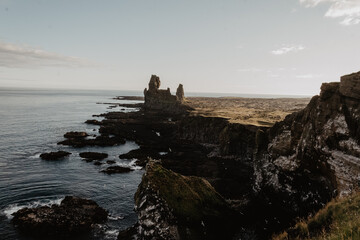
[339,71,360,99]
[176,84,185,102]
[143,75,187,112]
[250,71,360,235]
[119,160,237,240]
[12,196,108,237]
[40,151,71,160]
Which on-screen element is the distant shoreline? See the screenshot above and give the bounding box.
[0,87,312,99]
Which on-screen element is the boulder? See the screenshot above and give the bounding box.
[340,71,360,99]
[40,151,71,160]
[12,196,108,237]
[94,161,103,166]
[79,152,108,160]
[85,119,102,125]
[101,166,133,174]
[64,131,88,138]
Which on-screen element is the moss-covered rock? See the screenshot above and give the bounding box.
[129,160,236,240]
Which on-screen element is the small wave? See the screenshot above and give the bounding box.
[129,159,142,170]
[28,153,41,159]
[105,229,120,239]
[2,197,63,219]
[117,159,142,170]
[108,215,124,221]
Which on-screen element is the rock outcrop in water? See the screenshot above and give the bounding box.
[40,151,71,160]
[12,196,108,237]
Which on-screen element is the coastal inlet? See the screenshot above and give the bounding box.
[0,89,144,240]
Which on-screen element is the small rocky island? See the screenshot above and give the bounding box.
[13,72,360,239]
[12,196,108,237]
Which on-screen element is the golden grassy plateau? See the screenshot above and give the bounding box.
[186,97,311,127]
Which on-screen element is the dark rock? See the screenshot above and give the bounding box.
[63,131,88,138]
[127,160,237,240]
[94,161,103,166]
[79,152,108,160]
[340,71,360,99]
[12,196,108,237]
[320,82,339,100]
[143,75,191,113]
[40,151,71,160]
[101,166,133,174]
[176,84,185,102]
[85,119,102,125]
[106,160,116,164]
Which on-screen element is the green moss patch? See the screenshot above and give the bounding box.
[135,161,229,223]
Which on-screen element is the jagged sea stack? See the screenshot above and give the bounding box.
[143,75,187,112]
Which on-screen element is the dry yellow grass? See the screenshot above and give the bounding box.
[186,97,310,127]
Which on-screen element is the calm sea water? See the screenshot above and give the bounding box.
[0,88,145,240]
[0,87,310,240]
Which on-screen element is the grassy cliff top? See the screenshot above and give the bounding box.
[186,97,310,127]
[273,193,360,240]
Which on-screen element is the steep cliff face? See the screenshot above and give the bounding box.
[253,72,360,234]
[125,160,237,240]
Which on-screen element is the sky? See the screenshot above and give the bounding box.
[0,0,360,95]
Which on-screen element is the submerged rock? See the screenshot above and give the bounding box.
[79,152,108,160]
[101,166,133,174]
[40,151,71,160]
[12,196,108,237]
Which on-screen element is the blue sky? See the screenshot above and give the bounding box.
[0,0,360,95]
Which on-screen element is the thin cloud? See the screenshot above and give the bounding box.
[0,41,96,68]
[296,74,322,79]
[271,45,305,55]
[300,0,360,25]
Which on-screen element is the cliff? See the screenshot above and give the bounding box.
[120,160,237,240]
[116,72,360,239]
[252,71,360,235]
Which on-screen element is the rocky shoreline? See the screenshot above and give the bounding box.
[12,72,360,239]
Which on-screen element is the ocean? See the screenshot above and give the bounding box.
[0,88,145,240]
[0,88,310,240]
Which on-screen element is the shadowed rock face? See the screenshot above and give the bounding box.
[340,71,360,99]
[176,84,185,102]
[251,74,360,236]
[120,160,237,240]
